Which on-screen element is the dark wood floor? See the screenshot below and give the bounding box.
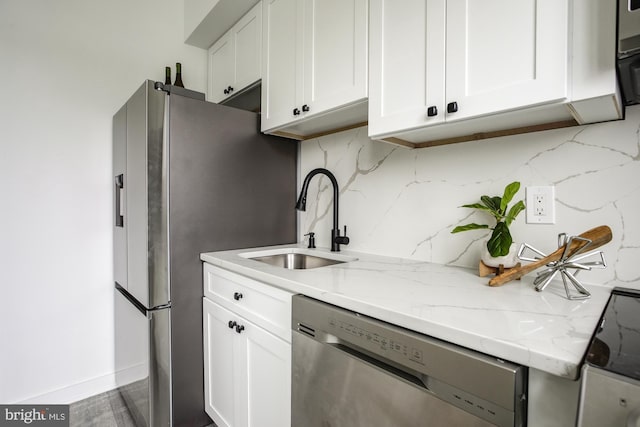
[69,389,136,426]
[69,389,216,427]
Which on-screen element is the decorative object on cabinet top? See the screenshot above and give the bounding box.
[174,62,184,88]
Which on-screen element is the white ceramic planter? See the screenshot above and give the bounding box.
[480,238,519,268]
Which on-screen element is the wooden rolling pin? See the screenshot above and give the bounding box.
[488,225,612,287]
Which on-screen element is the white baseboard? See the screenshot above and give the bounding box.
[16,364,146,405]
[16,373,117,405]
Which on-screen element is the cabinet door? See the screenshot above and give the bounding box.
[302,0,368,117]
[244,323,291,427]
[368,0,445,137]
[233,2,262,94]
[445,0,568,121]
[204,297,291,427]
[261,0,303,132]
[208,33,235,103]
[203,298,241,427]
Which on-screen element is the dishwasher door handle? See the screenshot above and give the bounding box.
[328,342,429,391]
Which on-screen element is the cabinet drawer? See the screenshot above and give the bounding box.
[203,263,292,342]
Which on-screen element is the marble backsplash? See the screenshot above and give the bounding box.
[298,105,640,289]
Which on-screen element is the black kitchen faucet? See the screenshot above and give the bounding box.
[295,168,349,252]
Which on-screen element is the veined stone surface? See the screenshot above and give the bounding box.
[298,105,640,290]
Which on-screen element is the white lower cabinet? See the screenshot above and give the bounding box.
[203,264,292,427]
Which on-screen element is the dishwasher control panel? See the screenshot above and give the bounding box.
[329,317,424,365]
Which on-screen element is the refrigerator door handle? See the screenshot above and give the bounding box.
[115,282,147,317]
[115,174,124,227]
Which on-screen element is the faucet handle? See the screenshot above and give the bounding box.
[304,232,316,249]
[335,226,350,246]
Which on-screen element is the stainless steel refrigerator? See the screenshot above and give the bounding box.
[113,80,297,426]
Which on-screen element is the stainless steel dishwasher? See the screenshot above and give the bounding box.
[291,295,527,427]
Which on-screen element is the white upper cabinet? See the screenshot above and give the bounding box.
[208,2,262,103]
[208,33,235,103]
[368,0,446,135]
[369,0,621,148]
[301,0,368,118]
[444,0,567,121]
[261,0,368,137]
[261,0,301,131]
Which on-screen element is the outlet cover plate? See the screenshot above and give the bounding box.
[526,186,556,224]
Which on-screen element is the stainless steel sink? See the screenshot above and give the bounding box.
[240,248,356,270]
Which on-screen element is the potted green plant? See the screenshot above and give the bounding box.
[451,181,526,267]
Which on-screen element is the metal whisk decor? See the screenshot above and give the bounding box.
[518,233,607,300]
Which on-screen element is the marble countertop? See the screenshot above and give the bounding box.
[200,244,613,379]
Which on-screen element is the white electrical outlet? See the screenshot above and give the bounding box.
[526,186,556,224]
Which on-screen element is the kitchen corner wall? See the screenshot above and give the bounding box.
[0,0,206,404]
[299,105,640,290]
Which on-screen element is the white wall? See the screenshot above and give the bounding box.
[299,106,640,290]
[0,1,206,403]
